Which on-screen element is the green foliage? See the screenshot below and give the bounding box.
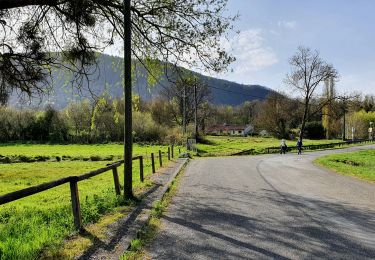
[347,110,375,139]
[303,121,325,139]
[133,111,167,143]
[0,97,173,143]
[315,150,375,182]
[0,106,68,143]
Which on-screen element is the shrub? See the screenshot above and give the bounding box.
[90,155,102,161]
[133,111,167,142]
[303,121,325,139]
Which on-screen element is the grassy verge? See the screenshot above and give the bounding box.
[121,161,187,260]
[197,136,342,157]
[315,149,375,182]
[0,145,174,259]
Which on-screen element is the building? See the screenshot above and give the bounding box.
[205,124,249,136]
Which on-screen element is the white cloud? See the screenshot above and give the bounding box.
[277,20,297,29]
[222,29,278,74]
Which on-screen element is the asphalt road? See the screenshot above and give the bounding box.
[147,145,375,259]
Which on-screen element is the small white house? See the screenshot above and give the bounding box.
[206,124,248,136]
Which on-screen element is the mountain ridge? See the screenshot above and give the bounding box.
[10,53,273,108]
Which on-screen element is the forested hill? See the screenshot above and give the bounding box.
[10,53,273,109]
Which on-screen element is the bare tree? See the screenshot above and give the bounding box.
[160,75,211,128]
[285,46,338,140]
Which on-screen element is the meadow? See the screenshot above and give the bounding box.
[315,149,375,182]
[196,136,343,156]
[0,143,172,260]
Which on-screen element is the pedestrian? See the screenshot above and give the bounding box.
[296,138,303,155]
[280,139,287,154]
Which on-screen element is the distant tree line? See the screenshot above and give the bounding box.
[1,72,374,143]
[1,91,373,143]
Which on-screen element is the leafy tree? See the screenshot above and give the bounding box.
[65,100,92,142]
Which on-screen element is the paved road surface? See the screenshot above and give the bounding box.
[147,145,375,259]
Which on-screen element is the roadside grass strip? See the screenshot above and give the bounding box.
[121,162,187,260]
[315,149,375,182]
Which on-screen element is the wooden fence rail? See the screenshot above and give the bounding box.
[0,148,177,230]
[231,139,374,156]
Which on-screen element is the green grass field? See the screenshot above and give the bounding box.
[315,149,375,182]
[0,143,170,163]
[197,136,342,156]
[0,143,172,260]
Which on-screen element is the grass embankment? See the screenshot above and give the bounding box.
[315,149,375,182]
[0,143,174,260]
[197,136,341,157]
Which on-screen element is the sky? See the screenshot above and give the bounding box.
[211,0,375,95]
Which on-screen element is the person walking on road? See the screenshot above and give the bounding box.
[297,138,303,155]
[280,139,287,154]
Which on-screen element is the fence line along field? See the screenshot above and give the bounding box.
[0,143,174,260]
[196,136,344,156]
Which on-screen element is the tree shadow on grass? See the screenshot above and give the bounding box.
[77,183,162,259]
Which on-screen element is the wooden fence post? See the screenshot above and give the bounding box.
[158,150,162,167]
[168,147,171,160]
[171,145,174,158]
[179,148,181,155]
[151,153,156,174]
[69,177,83,230]
[139,156,144,182]
[112,167,121,196]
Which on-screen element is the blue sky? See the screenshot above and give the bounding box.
[214,0,375,95]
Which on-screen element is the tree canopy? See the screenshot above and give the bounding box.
[0,0,236,104]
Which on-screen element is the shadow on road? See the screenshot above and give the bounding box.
[153,184,375,259]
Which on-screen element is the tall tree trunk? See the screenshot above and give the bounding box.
[123,0,133,199]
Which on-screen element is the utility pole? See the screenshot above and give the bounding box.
[343,108,346,141]
[194,79,198,139]
[183,83,187,135]
[123,0,133,199]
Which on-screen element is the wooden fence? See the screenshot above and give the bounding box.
[232,139,375,156]
[0,145,177,230]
